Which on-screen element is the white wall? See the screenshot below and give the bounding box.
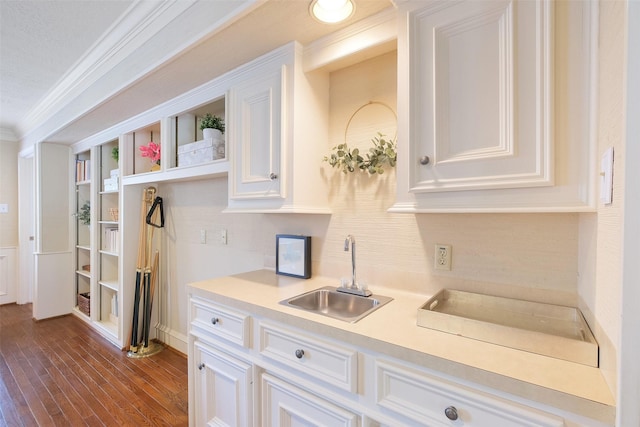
[158,178,265,351]
[578,0,627,399]
[618,2,640,425]
[0,139,19,305]
[161,51,585,353]
[0,140,19,247]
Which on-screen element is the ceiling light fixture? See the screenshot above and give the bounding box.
[309,0,355,24]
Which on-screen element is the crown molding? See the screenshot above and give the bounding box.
[19,0,262,149]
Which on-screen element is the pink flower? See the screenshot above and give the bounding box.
[139,141,161,163]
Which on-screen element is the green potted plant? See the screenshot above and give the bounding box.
[200,113,225,140]
[78,202,91,226]
[111,147,119,163]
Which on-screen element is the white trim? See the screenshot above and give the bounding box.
[156,324,188,355]
[303,7,398,72]
[617,2,640,426]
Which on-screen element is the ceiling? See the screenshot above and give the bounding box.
[0,0,393,151]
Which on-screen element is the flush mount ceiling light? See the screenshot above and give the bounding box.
[309,0,355,24]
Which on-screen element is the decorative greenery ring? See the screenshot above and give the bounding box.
[323,101,397,175]
[323,133,397,174]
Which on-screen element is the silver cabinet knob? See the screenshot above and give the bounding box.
[211,317,219,325]
[198,363,205,371]
[269,173,278,180]
[444,406,458,421]
[295,349,305,359]
[419,156,430,165]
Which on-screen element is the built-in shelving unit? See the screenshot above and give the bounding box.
[120,98,228,188]
[97,139,120,338]
[74,149,92,319]
[171,97,226,168]
[121,122,162,178]
[70,139,125,346]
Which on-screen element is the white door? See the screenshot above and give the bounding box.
[33,142,74,319]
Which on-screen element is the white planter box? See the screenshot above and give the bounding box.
[103,176,119,192]
[178,137,225,167]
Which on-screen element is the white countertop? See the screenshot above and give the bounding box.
[187,270,616,425]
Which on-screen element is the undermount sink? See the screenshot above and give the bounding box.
[280,286,393,323]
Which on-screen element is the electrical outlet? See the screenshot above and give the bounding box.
[435,244,452,270]
[200,229,206,244]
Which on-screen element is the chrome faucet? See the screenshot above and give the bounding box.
[344,234,357,288]
[339,235,372,297]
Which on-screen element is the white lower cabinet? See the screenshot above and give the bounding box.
[192,340,253,427]
[189,295,572,427]
[261,373,359,427]
[258,320,358,393]
[374,358,564,427]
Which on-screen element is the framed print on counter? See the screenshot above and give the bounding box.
[276,235,311,279]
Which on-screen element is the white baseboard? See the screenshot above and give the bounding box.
[156,323,188,355]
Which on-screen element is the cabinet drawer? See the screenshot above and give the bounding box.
[190,297,250,348]
[375,358,564,427]
[258,321,357,392]
[261,373,359,426]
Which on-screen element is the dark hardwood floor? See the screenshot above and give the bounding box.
[0,303,188,427]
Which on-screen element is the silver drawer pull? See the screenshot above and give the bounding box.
[444,406,458,421]
[295,349,305,359]
[198,363,205,371]
[419,156,430,165]
[211,317,219,325]
[269,172,278,180]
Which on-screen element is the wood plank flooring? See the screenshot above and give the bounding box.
[0,303,188,427]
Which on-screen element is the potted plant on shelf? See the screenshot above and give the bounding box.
[200,113,225,140]
[78,202,91,226]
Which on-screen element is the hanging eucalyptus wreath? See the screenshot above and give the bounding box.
[323,132,397,175]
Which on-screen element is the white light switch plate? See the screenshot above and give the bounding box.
[0,203,8,213]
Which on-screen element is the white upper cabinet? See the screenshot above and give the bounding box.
[393,0,597,212]
[228,65,284,201]
[226,42,331,213]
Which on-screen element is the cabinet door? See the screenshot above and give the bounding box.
[229,66,284,201]
[261,373,359,427]
[407,0,552,192]
[193,340,253,427]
